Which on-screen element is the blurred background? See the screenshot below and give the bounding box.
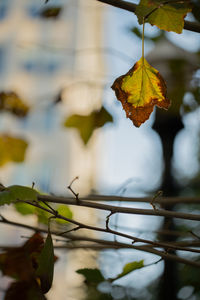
[0,0,200,299]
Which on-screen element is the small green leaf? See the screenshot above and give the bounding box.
[76,268,105,285]
[0,185,38,206]
[14,202,36,215]
[64,106,113,145]
[111,260,144,282]
[36,231,54,294]
[55,204,73,224]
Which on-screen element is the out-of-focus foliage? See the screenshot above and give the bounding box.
[0,92,29,118]
[0,185,38,206]
[40,7,62,19]
[0,184,73,225]
[0,232,57,299]
[64,106,113,145]
[191,0,200,22]
[0,135,28,166]
[77,260,145,300]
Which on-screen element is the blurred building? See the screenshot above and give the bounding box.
[0,0,104,299]
[0,0,104,194]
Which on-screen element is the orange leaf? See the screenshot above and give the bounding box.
[112,57,170,127]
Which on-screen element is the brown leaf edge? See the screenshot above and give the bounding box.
[111,62,171,127]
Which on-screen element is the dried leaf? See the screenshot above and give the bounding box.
[0,233,44,280]
[5,280,47,300]
[0,134,28,166]
[0,92,29,117]
[112,57,170,127]
[64,106,113,145]
[136,0,192,33]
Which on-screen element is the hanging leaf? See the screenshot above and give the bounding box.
[0,185,38,206]
[110,260,144,282]
[0,92,29,117]
[0,134,28,166]
[36,231,54,294]
[112,57,170,127]
[76,268,105,285]
[64,106,113,145]
[136,0,192,33]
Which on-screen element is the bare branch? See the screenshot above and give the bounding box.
[38,194,200,221]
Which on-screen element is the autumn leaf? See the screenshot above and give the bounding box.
[0,134,28,166]
[112,57,170,127]
[0,233,44,280]
[0,91,29,117]
[136,0,192,33]
[64,106,113,145]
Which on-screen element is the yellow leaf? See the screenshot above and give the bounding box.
[112,57,170,127]
[136,0,192,34]
[0,134,28,166]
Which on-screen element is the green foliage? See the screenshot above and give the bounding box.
[77,262,145,300]
[14,201,73,225]
[111,260,144,282]
[64,106,113,145]
[36,231,55,294]
[136,0,191,33]
[76,268,105,285]
[56,204,73,223]
[0,185,38,206]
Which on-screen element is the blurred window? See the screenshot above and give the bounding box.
[21,51,61,74]
[0,0,10,21]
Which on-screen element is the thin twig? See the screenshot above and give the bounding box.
[67,176,80,204]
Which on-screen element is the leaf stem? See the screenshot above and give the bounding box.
[142,18,145,62]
